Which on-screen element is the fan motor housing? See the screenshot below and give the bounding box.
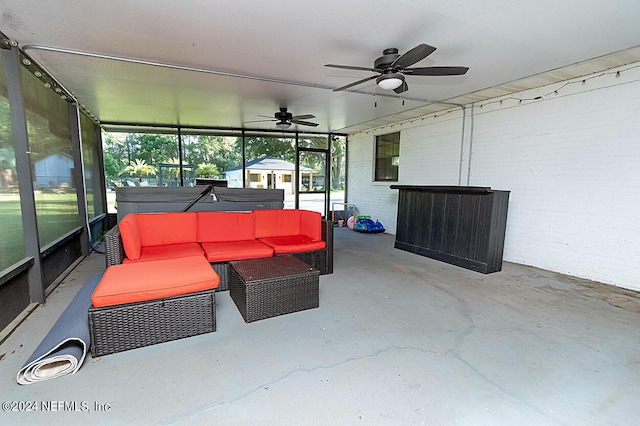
[275,109,293,121]
[374,48,400,70]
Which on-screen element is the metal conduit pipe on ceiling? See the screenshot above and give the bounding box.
[421,100,467,186]
[21,43,440,104]
[22,43,469,172]
[467,103,475,186]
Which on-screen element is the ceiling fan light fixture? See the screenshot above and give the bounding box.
[377,74,404,90]
[276,121,291,129]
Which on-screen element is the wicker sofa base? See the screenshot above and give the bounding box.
[211,262,230,291]
[212,247,328,292]
[88,289,216,357]
[287,249,328,276]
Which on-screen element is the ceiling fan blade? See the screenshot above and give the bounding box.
[257,114,275,119]
[403,66,469,76]
[393,81,409,94]
[325,64,379,72]
[392,43,437,70]
[333,74,378,92]
[291,119,319,127]
[291,114,315,120]
[244,119,277,123]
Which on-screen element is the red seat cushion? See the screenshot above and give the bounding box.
[122,243,204,263]
[201,240,274,262]
[92,256,220,308]
[197,211,256,242]
[258,235,326,254]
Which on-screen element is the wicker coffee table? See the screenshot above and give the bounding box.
[229,256,320,323]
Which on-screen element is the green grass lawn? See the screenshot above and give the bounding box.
[0,191,80,270]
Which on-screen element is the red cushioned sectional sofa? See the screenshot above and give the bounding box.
[104,209,333,290]
[88,209,333,356]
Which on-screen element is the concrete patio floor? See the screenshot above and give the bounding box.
[1,228,639,425]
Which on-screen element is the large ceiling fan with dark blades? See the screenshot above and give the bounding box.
[325,43,469,94]
[246,107,319,129]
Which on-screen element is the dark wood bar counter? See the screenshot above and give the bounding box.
[390,185,510,273]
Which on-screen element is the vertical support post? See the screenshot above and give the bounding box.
[3,46,44,303]
[95,121,108,222]
[457,105,467,186]
[241,130,246,189]
[69,102,89,255]
[177,127,184,187]
[294,132,299,209]
[467,103,475,186]
[324,136,330,219]
[344,135,349,206]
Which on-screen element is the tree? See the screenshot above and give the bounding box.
[183,135,243,174]
[331,137,346,190]
[205,136,243,173]
[102,133,130,179]
[0,147,16,189]
[136,134,178,166]
[0,147,15,171]
[102,152,120,179]
[0,101,13,151]
[245,137,294,163]
[195,163,220,177]
[121,159,157,181]
[163,157,188,178]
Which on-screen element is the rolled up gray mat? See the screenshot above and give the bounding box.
[17,273,102,385]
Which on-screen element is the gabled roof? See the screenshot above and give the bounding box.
[225,156,314,173]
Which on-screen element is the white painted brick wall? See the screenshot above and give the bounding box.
[470,81,640,290]
[347,65,640,291]
[399,118,465,186]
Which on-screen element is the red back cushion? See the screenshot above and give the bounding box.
[119,214,142,260]
[300,210,322,240]
[254,209,301,238]
[135,212,198,247]
[197,211,256,242]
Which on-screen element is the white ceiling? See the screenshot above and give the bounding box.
[1,0,640,134]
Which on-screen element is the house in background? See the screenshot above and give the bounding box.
[224,156,314,194]
[33,153,73,189]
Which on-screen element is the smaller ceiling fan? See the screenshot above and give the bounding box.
[247,107,319,129]
[325,43,469,94]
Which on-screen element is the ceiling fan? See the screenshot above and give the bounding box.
[247,107,319,129]
[325,43,469,94]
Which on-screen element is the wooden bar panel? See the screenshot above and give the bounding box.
[390,185,510,274]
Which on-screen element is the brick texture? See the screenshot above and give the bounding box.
[347,69,640,290]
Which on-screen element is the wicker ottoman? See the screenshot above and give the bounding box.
[88,290,216,357]
[229,256,320,323]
